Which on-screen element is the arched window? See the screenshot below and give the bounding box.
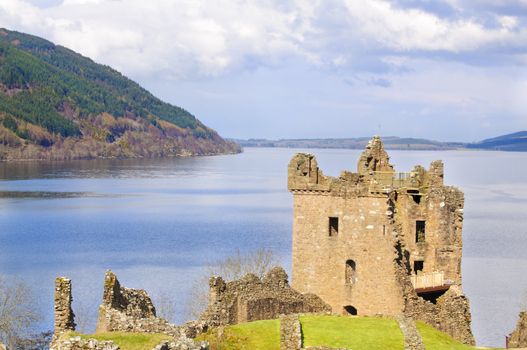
[344,305,357,315]
[345,259,356,284]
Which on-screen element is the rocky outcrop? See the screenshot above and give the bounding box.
[508,311,527,348]
[200,267,331,327]
[96,270,179,335]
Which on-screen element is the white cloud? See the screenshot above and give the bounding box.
[0,0,525,79]
[342,0,524,52]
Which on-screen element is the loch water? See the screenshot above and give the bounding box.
[1,147,526,347]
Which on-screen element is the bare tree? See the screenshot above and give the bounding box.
[0,275,41,349]
[151,289,178,323]
[184,248,279,321]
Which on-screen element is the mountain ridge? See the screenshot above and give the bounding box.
[0,28,240,160]
[233,132,527,151]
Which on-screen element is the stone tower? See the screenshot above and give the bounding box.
[53,277,76,335]
[288,136,474,344]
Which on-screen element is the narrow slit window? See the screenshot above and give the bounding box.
[414,260,424,274]
[345,259,356,284]
[329,217,339,237]
[416,220,426,243]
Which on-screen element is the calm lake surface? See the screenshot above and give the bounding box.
[1,147,526,347]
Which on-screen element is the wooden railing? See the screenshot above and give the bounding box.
[410,271,445,290]
[372,171,418,191]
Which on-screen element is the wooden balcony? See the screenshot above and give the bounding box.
[410,271,452,294]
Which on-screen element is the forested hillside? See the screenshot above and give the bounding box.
[0,28,239,160]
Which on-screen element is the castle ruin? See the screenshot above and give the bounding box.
[288,136,474,344]
[96,270,180,335]
[199,266,330,327]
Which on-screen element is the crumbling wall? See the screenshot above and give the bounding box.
[96,270,179,335]
[508,311,527,348]
[54,277,76,335]
[394,255,474,345]
[200,267,330,327]
[357,135,394,178]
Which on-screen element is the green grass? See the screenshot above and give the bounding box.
[196,319,280,350]
[416,322,481,350]
[300,315,404,350]
[68,332,172,350]
[65,317,502,350]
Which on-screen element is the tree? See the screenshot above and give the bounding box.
[0,275,41,349]
[184,248,279,321]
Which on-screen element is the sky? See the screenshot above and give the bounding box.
[0,0,526,141]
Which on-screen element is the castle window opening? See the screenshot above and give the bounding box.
[414,260,424,274]
[329,217,339,236]
[412,194,421,204]
[416,220,426,243]
[343,305,357,315]
[345,259,356,284]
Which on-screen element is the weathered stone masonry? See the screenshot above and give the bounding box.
[199,267,330,327]
[54,277,76,335]
[96,270,180,335]
[288,136,474,344]
[508,311,527,348]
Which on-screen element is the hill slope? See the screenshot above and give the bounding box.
[234,136,464,150]
[194,316,486,350]
[467,131,527,151]
[0,28,239,160]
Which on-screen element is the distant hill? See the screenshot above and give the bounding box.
[0,28,239,160]
[234,136,465,150]
[466,131,527,151]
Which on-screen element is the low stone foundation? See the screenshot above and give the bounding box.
[50,337,119,350]
[280,315,302,350]
[395,315,424,350]
[151,336,208,350]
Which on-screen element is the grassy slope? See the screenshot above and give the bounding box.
[196,319,280,350]
[196,316,502,350]
[416,322,476,350]
[71,332,172,350]
[300,315,403,350]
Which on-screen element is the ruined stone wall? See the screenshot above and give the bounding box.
[508,311,527,348]
[394,255,474,345]
[54,277,76,335]
[96,270,179,336]
[280,315,302,350]
[199,267,330,327]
